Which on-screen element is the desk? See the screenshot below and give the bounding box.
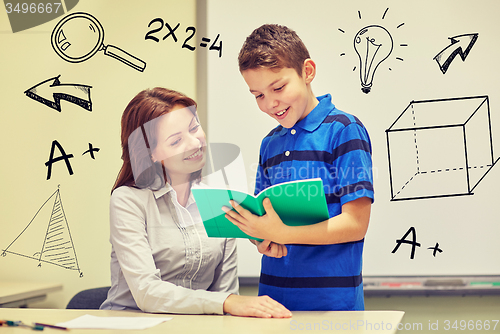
[0,282,63,308]
[1,308,404,333]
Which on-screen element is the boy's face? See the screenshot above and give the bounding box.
[242,62,316,129]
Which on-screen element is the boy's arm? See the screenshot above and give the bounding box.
[223,196,371,245]
[281,197,371,244]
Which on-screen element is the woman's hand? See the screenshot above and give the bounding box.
[223,294,292,318]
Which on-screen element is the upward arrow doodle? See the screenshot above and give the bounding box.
[433,33,478,74]
[24,75,92,112]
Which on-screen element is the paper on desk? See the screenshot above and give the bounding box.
[56,314,172,330]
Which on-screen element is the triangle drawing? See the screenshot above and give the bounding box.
[1,188,82,277]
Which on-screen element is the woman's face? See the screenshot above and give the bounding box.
[152,105,206,183]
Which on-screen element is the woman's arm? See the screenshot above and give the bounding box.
[207,238,239,294]
[208,238,291,318]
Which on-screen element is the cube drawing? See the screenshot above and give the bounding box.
[386,96,498,201]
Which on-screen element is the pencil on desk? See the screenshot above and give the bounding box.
[33,322,68,330]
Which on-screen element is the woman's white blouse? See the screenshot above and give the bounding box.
[100,183,239,314]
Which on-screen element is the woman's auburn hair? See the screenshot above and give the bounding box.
[112,87,199,193]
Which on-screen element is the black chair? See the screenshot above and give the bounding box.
[66,286,111,309]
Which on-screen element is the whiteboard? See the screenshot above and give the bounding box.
[204,0,500,277]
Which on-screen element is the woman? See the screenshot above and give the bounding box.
[100,87,291,318]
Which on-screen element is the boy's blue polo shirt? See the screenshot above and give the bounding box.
[255,94,374,311]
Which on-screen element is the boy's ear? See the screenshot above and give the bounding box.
[303,59,316,84]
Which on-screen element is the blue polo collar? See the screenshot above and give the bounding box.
[278,94,335,136]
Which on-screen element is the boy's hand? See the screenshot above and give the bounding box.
[222,198,288,243]
[253,239,288,258]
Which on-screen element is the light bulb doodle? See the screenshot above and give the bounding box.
[354,25,393,94]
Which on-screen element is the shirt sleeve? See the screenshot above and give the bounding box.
[208,238,239,294]
[333,122,374,206]
[109,187,231,314]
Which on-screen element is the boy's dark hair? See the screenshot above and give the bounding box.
[238,24,310,77]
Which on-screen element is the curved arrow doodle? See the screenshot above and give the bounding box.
[24,75,92,112]
[433,33,478,74]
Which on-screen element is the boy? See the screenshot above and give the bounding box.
[223,24,374,311]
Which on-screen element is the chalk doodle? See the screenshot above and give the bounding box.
[24,75,92,112]
[353,25,393,94]
[1,187,83,277]
[386,96,499,201]
[45,140,101,180]
[433,33,478,74]
[339,8,407,94]
[46,140,74,180]
[82,143,100,159]
[51,12,146,72]
[145,18,223,57]
[391,227,443,259]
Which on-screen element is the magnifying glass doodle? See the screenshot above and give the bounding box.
[51,12,146,72]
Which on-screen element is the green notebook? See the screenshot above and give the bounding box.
[192,178,330,240]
